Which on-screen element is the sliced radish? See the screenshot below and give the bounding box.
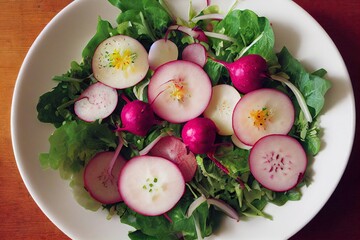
[83,151,126,204]
[231,134,252,150]
[148,60,212,123]
[166,25,208,42]
[181,43,207,67]
[118,156,185,216]
[249,134,307,192]
[232,88,295,146]
[148,39,178,70]
[203,84,241,136]
[74,82,118,122]
[92,35,149,89]
[149,136,197,182]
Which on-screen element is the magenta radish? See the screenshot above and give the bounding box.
[181,117,244,187]
[149,136,197,182]
[74,82,118,122]
[116,96,157,136]
[203,84,241,136]
[148,39,178,70]
[181,117,217,154]
[232,88,295,146]
[83,151,126,204]
[212,54,268,94]
[92,35,149,89]
[181,43,207,67]
[249,134,307,192]
[148,60,212,123]
[118,155,185,216]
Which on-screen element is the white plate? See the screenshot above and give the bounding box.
[11,0,355,239]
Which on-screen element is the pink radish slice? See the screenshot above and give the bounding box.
[166,25,208,42]
[182,43,207,67]
[148,60,212,123]
[232,88,295,146]
[74,82,118,122]
[148,39,178,70]
[83,152,126,204]
[92,35,149,89]
[118,156,185,216]
[203,84,241,136]
[231,134,252,150]
[249,134,307,192]
[149,136,197,182]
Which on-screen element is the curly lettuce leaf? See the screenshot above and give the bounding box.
[39,121,117,179]
[109,0,172,44]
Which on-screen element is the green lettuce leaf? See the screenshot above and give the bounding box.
[277,47,332,118]
[210,9,277,65]
[39,121,117,179]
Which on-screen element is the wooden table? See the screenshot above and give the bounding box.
[1,0,359,239]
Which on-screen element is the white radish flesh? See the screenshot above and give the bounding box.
[232,88,295,146]
[83,152,126,204]
[149,136,197,182]
[148,39,178,70]
[74,82,118,122]
[249,134,307,192]
[148,60,212,123]
[118,156,185,216]
[204,84,241,136]
[181,43,207,67]
[92,35,149,89]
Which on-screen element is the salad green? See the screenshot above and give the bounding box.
[36,0,331,239]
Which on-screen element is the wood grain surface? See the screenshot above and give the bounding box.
[1,0,359,239]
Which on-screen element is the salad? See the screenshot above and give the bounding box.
[36,0,331,239]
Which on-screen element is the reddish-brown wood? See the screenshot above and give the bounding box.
[1,0,359,239]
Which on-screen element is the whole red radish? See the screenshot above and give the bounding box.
[181,117,217,154]
[213,54,268,94]
[117,99,157,136]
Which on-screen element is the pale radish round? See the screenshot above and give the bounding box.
[118,156,185,216]
[148,60,212,123]
[203,84,241,136]
[83,152,126,204]
[231,134,252,150]
[181,43,207,67]
[74,82,118,122]
[249,134,307,192]
[149,136,197,182]
[148,39,178,70]
[92,35,149,89]
[232,88,295,146]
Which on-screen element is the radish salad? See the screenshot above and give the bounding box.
[37,0,331,239]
